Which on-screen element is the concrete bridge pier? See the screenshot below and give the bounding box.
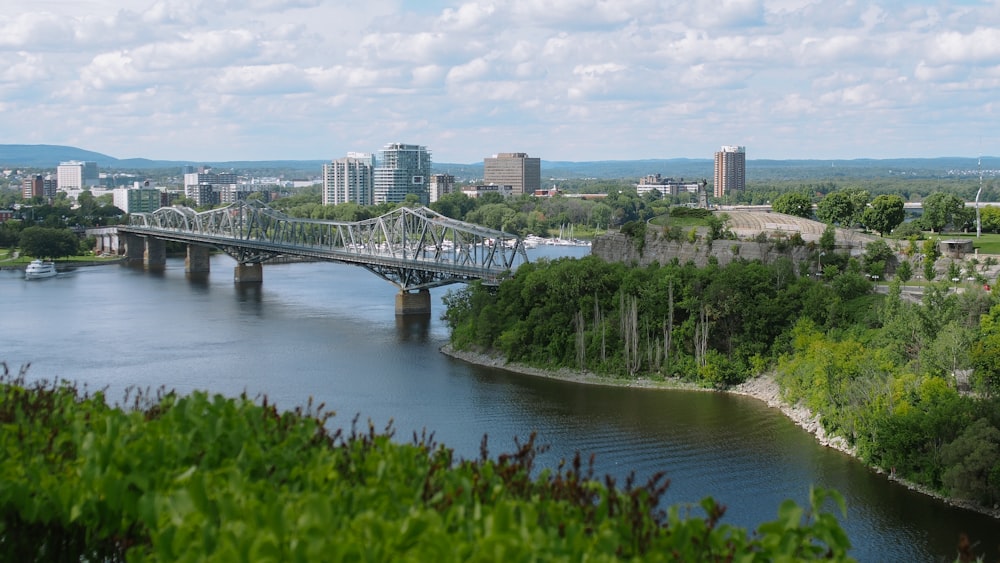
[234,262,263,283]
[124,233,145,263]
[144,237,166,270]
[185,245,211,273]
[86,227,121,255]
[395,289,431,316]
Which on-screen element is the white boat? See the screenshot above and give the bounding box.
[24,259,57,279]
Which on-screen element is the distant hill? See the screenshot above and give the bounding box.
[1,144,996,181]
[0,145,328,173]
[0,145,124,168]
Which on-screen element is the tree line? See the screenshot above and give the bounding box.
[766,187,997,236]
[442,240,1000,511]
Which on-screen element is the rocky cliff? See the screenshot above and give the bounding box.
[591,231,814,268]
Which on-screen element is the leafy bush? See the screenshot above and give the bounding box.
[0,366,855,561]
[667,207,711,219]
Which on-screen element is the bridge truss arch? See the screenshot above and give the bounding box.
[122,201,529,290]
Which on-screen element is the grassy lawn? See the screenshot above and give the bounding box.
[649,211,712,229]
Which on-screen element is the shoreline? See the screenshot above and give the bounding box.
[440,343,1000,521]
[0,257,126,271]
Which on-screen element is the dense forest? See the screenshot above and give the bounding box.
[441,244,1000,511]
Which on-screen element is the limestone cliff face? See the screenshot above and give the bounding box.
[591,229,1000,284]
[591,231,813,268]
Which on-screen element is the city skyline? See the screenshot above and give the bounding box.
[2,1,999,164]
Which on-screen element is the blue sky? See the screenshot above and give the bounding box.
[2,0,999,163]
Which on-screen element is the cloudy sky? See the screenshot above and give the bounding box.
[2,0,999,163]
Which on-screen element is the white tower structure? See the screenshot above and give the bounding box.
[323,153,374,206]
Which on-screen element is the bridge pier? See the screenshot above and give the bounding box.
[234,262,263,284]
[124,233,145,262]
[144,237,166,269]
[185,245,211,273]
[395,289,431,316]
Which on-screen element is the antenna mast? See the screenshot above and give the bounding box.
[977,153,983,238]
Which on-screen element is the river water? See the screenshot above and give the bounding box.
[2,247,997,560]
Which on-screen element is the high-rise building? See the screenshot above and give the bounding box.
[113,185,163,214]
[183,171,239,207]
[374,143,431,204]
[713,146,745,199]
[428,173,455,203]
[22,175,44,200]
[323,153,374,206]
[483,153,541,196]
[43,176,57,200]
[56,160,99,191]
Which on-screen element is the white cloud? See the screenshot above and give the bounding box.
[216,64,311,94]
[914,61,964,82]
[0,52,50,82]
[0,12,78,49]
[446,57,494,83]
[437,2,496,31]
[0,0,998,161]
[799,35,867,62]
[683,0,765,29]
[927,28,1000,65]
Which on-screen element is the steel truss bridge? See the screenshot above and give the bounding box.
[119,201,529,290]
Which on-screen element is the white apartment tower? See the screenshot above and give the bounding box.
[713,146,746,199]
[56,160,99,191]
[374,143,431,205]
[323,153,374,206]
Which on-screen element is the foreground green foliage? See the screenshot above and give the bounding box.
[0,367,855,561]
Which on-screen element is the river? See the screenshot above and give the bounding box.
[2,247,997,560]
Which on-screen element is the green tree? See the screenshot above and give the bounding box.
[772,192,814,219]
[947,261,961,283]
[0,220,23,248]
[816,189,869,227]
[846,189,872,226]
[18,226,79,259]
[895,260,913,283]
[430,192,476,220]
[971,304,1000,397]
[862,194,905,236]
[819,224,837,252]
[921,192,966,233]
[589,202,613,230]
[980,205,1000,233]
[940,418,1000,505]
[466,203,516,231]
[862,239,894,277]
[922,320,974,378]
[921,238,940,281]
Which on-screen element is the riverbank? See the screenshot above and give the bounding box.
[440,344,850,451]
[440,343,1000,521]
[440,344,705,391]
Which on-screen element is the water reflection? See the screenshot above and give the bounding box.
[235,283,263,303]
[185,271,210,288]
[396,313,431,343]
